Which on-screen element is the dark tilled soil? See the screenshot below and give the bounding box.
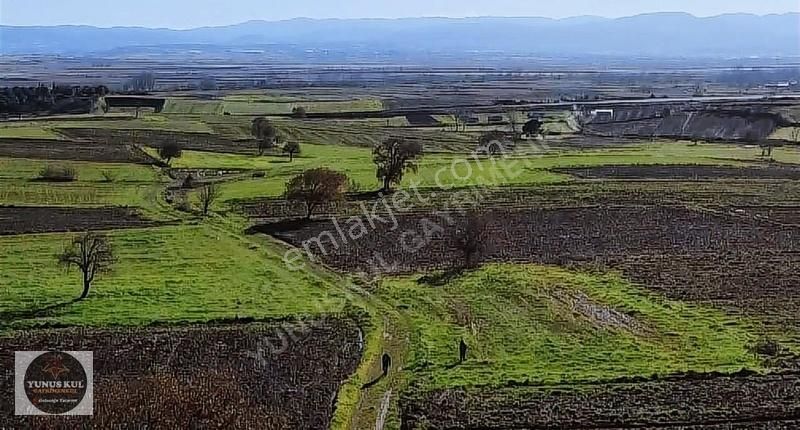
[555,164,800,180]
[401,374,800,430]
[262,206,800,273]
[0,138,154,163]
[259,205,800,332]
[0,319,362,430]
[59,128,256,155]
[0,206,157,235]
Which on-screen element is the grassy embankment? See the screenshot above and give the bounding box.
[380,264,763,391]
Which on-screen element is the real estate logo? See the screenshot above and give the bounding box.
[15,351,93,416]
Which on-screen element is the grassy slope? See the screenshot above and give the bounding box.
[381,264,761,390]
[0,223,349,330]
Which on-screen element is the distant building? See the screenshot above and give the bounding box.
[764,82,792,89]
[590,109,614,122]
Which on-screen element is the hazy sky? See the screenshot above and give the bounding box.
[1,0,797,28]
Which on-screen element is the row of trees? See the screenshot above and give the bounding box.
[0,85,110,116]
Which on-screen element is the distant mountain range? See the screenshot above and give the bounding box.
[1,13,798,57]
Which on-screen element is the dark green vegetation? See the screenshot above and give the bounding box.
[1,79,800,429]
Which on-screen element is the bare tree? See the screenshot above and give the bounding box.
[454,212,491,269]
[791,127,800,144]
[285,168,348,219]
[761,143,775,159]
[452,110,470,132]
[128,72,156,92]
[198,183,220,215]
[251,117,278,155]
[58,232,115,300]
[507,109,520,141]
[373,138,423,193]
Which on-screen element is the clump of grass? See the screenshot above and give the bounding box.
[749,338,784,357]
[38,165,77,182]
[348,179,364,193]
[101,170,116,183]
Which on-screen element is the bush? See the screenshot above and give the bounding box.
[38,165,77,182]
[182,174,196,189]
[292,106,307,119]
[348,179,363,193]
[174,197,193,213]
[101,170,116,183]
[750,338,783,357]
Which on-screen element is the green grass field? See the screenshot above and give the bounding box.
[0,158,165,210]
[770,126,800,142]
[0,157,161,182]
[0,124,63,139]
[220,95,384,115]
[161,99,224,115]
[380,264,761,390]
[0,224,350,330]
[163,141,779,205]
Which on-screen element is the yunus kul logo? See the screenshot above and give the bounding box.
[15,351,93,416]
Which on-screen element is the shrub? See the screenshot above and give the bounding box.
[38,165,77,182]
[292,106,308,119]
[750,338,783,357]
[182,174,196,189]
[348,179,363,193]
[101,170,116,183]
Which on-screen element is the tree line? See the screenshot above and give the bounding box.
[0,84,110,116]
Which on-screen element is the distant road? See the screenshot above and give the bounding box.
[303,93,800,119]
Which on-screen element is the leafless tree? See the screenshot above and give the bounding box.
[251,117,278,155]
[454,212,491,269]
[58,232,116,300]
[285,168,348,219]
[507,109,520,141]
[198,183,220,215]
[790,127,800,144]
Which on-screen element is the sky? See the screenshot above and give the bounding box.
[0,0,798,28]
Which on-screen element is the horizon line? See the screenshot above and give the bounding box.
[1,11,798,31]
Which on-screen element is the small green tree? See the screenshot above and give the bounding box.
[285,168,348,219]
[292,106,307,119]
[158,142,182,166]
